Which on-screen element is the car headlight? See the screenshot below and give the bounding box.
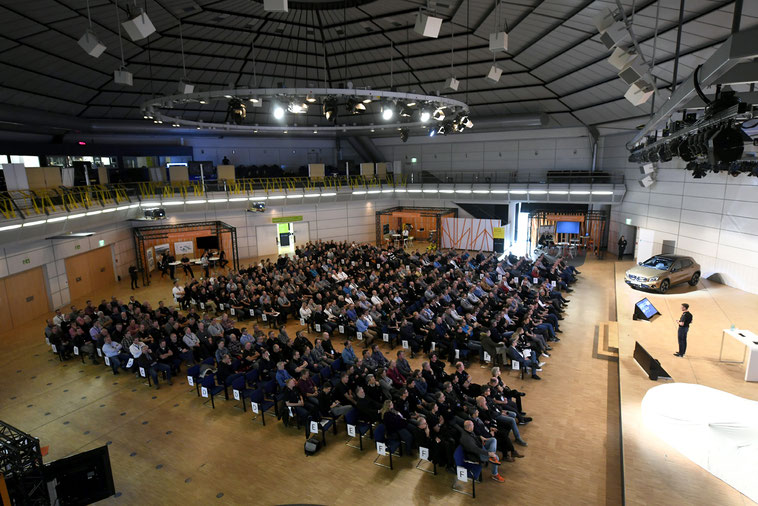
[648,277,658,282]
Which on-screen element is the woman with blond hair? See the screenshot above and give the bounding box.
[380,399,414,453]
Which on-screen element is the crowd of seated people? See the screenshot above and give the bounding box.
[43,239,579,481]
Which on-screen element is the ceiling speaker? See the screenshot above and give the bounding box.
[113,68,133,86]
[489,32,508,52]
[598,21,629,50]
[618,60,649,86]
[263,0,288,12]
[78,30,106,58]
[593,8,616,33]
[414,12,443,38]
[486,65,503,82]
[640,163,656,175]
[178,80,194,94]
[445,76,459,91]
[639,174,656,188]
[625,79,654,106]
[121,10,156,41]
[608,47,638,70]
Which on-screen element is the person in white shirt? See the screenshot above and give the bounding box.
[299,302,312,322]
[172,281,185,306]
[129,336,143,359]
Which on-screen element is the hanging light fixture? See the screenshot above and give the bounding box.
[228,98,246,124]
[323,98,337,121]
[382,103,395,120]
[272,102,285,120]
[347,98,366,114]
[420,110,431,123]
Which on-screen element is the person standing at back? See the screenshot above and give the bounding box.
[128,265,139,290]
[617,235,627,260]
[674,303,693,357]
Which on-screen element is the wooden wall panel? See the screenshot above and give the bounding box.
[65,246,115,302]
[4,267,49,328]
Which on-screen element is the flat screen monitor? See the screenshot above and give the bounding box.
[635,298,659,319]
[45,445,115,505]
[556,221,580,234]
[196,235,219,250]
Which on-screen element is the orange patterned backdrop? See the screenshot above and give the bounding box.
[441,218,501,251]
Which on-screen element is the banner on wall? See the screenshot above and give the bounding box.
[145,247,155,271]
[174,241,194,255]
[493,227,505,253]
[441,218,500,251]
[272,216,303,224]
[154,243,170,256]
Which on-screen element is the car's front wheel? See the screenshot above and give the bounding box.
[689,272,700,286]
[658,280,670,293]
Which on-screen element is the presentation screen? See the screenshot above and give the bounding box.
[196,235,219,250]
[636,298,659,319]
[556,221,580,234]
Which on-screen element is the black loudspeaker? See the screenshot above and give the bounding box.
[304,437,322,456]
[633,341,671,381]
[633,298,660,321]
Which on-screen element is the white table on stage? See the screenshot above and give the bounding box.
[719,328,758,382]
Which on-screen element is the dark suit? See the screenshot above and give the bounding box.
[677,311,692,356]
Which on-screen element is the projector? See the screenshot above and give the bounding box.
[247,202,266,212]
[144,208,166,220]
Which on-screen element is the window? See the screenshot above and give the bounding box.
[671,260,683,271]
[9,155,40,167]
[0,155,8,164]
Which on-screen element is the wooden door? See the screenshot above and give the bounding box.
[0,278,13,330]
[65,246,115,302]
[3,267,50,328]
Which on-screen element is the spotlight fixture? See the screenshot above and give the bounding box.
[347,98,366,114]
[382,104,395,121]
[428,127,436,137]
[272,103,285,120]
[420,110,431,123]
[432,108,445,121]
[287,102,308,114]
[323,98,337,121]
[306,93,317,103]
[399,128,409,143]
[228,98,246,124]
[459,115,473,129]
[143,208,166,220]
[399,106,412,118]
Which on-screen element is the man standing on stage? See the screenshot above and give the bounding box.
[674,303,692,357]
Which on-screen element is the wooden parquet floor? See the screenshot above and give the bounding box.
[0,256,621,505]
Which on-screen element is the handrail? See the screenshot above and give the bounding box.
[0,170,623,219]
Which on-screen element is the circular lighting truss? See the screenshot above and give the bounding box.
[140,88,472,135]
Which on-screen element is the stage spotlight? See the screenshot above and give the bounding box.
[437,124,446,135]
[228,98,246,124]
[710,125,747,163]
[143,208,166,220]
[428,127,436,137]
[287,101,308,114]
[382,104,395,121]
[420,110,431,123]
[347,98,366,114]
[322,98,337,121]
[459,115,473,129]
[399,106,412,118]
[272,103,285,120]
[305,93,317,103]
[399,128,409,142]
[432,108,445,121]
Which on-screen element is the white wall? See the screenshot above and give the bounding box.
[374,127,594,176]
[599,133,758,294]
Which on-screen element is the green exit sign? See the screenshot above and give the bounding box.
[75,244,81,250]
[99,239,105,247]
[22,258,30,264]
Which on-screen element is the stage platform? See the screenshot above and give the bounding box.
[614,261,758,505]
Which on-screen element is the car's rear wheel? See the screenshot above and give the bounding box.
[658,280,670,293]
[689,272,700,286]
